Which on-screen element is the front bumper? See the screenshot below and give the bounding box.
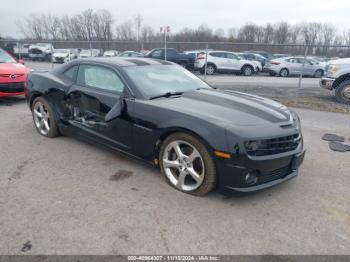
[217,149,306,193]
[0,82,25,97]
[320,77,335,90]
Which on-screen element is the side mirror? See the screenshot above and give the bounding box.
[18,59,25,65]
[105,98,125,122]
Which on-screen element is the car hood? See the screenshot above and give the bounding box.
[328,58,350,65]
[152,89,291,127]
[0,63,31,74]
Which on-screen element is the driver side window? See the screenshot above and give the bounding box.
[151,50,163,58]
[77,65,125,94]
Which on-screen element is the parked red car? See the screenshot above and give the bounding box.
[0,48,31,98]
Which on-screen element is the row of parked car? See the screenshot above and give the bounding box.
[4,42,144,62]
[3,42,337,78]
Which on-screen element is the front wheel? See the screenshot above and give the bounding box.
[335,80,350,104]
[314,69,324,78]
[159,133,216,196]
[32,97,60,137]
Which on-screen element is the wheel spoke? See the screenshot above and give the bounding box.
[39,103,45,114]
[43,119,50,131]
[171,142,185,159]
[187,167,202,183]
[176,170,188,189]
[163,159,181,169]
[34,109,43,118]
[188,149,200,163]
[39,119,45,129]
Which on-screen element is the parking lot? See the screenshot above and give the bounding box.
[0,61,349,255]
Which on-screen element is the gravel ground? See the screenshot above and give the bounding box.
[0,98,349,255]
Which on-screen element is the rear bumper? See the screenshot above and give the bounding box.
[218,149,306,193]
[320,77,335,90]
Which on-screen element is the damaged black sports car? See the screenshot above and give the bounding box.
[26,57,305,195]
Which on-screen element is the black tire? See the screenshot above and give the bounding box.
[242,65,254,76]
[279,68,289,77]
[31,97,60,138]
[335,80,350,104]
[159,132,216,196]
[314,69,324,78]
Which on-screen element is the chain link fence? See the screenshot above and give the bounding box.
[1,39,350,112]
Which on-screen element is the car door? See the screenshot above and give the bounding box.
[66,63,134,151]
[298,58,314,75]
[286,58,300,74]
[225,53,241,71]
[209,52,228,70]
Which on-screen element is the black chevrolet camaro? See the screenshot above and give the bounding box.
[26,57,305,195]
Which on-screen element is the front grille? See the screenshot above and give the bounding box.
[258,165,291,184]
[245,133,301,156]
[0,82,25,93]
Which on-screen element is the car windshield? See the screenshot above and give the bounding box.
[54,49,69,53]
[124,65,212,98]
[0,49,16,63]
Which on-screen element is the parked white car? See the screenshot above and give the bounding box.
[52,49,75,63]
[103,50,119,57]
[79,49,101,58]
[13,43,30,58]
[194,51,258,76]
[320,58,350,104]
[264,57,325,77]
[28,43,54,61]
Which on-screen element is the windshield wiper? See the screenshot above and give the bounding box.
[149,92,184,100]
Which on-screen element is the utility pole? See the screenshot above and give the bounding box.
[161,26,170,61]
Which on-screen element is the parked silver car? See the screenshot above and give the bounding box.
[52,49,75,63]
[194,51,259,76]
[103,50,119,57]
[79,49,101,58]
[265,57,325,77]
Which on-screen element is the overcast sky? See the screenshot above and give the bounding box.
[0,0,349,37]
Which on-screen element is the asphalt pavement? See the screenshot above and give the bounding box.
[0,97,349,255]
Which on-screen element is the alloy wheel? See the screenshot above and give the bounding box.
[342,86,350,101]
[206,65,215,75]
[244,67,253,76]
[33,101,51,136]
[162,140,205,192]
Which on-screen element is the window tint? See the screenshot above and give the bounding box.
[151,50,162,58]
[226,53,238,59]
[210,52,225,58]
[77,65,124,94]
[287,58,297,63]
[166,49,176,57]
[63,65,78,81]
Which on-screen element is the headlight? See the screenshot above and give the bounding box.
[327,64,341,75]
[290,110,301,130]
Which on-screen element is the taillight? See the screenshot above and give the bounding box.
[270,61,280,65]
[196,55,205,60]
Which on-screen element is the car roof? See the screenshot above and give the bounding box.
[53,57,174,74]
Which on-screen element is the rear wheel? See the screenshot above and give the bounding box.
[280,68,289,77]
[335,80,350,104]
[314,69,324,78]
[159,133,216,196]
[242,65,254,76]
[205,64,216,75]
[32,97,60,137]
